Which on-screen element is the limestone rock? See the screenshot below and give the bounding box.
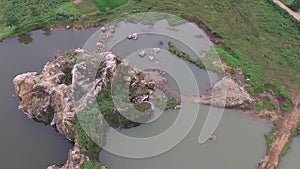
[13,50,117,142]
[201,77,255,109]
[138,50,147,57]
[13,54,77,140]
[127,33,138,40]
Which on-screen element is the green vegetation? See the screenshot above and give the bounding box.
[81,161,101,169]
[281,136,293,157]
[129,85,149,100]
[215,47,266,95]
[134,102,152,112]
[75,113,103,161]
[92,0,128,12]
[125,12,184,26]
[273,85,293,112]
[281,100,293,112]
[290,0,300,11]
[168,41,207,69]
[165,97,180,110]
[291,123,300,138]
[275,85,290,99]
[280,122,300,158]
[265,128,276,153]
[265,122,300,161]
[281,0,295,6]
[74,0,99,14]
[1,0,299,97]
[256,98,276,111]
[155,95,180,111]
[97,81,151,128]
[168,41,224,75]
[1,0,80,41]
[281,0,300,11]
[168,41,193,61]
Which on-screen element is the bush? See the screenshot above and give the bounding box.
[265,128,276,153]
[81,161,101,169]
[275,85,290,99]
[4,0,70,26]
[75,114,103,161]
[215,47,266,95]
[92,0,128,12]
[290,0,300,11]
[256,98,276,111]
[281,100,293,112]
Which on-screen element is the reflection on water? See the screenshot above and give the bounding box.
[96,18,271,169]
[17,33,33,45]
[0,27,97,169]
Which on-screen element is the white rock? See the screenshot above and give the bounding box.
[148,55,155,61]
[138,50,147,57]
[153,48,161,53]
[127,33,138,40]
[101,27,106,32]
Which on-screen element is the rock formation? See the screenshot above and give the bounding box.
[13,50,117,169]
[201,76,255,109]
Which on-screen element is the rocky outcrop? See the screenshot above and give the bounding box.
[72,51,117,113]
[201,76,255,109]
[13,53,77,140]
[48,141,90,169]
[13,49,118,169]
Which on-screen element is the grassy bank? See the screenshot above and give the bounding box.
[0,0,81,41]
[281,0,300,11]
[92,0,128,12]
[1,0,299,98]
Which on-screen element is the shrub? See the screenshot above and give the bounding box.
[81,161,101,169]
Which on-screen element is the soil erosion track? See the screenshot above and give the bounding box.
[259,95,300,169]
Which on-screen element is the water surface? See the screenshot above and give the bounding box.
[280,136,300,169]
[0,28,97,169]
[97,18,272,169]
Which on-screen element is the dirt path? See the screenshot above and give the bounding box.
[273,0,300,21]
[258,95,300,169]
[144,69,205,104]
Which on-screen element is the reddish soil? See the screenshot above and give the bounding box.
[258,94,300,169]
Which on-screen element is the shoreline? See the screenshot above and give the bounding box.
[6,4,300,168]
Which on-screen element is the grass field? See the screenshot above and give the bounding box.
[281,0,300,11]
[92,0,128,12]
[0,0,299,96]
[281,0,295,6]
[116,0,300,94]
[74,0,99,14]
[2,1,299,167]
[0,0,81,40]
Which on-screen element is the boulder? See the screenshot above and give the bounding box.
[138,50,147,57]
[201,76,255,109]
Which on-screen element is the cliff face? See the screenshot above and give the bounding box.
[13,45,254,169]
[13,50,117,169]
[13,53,77,140]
